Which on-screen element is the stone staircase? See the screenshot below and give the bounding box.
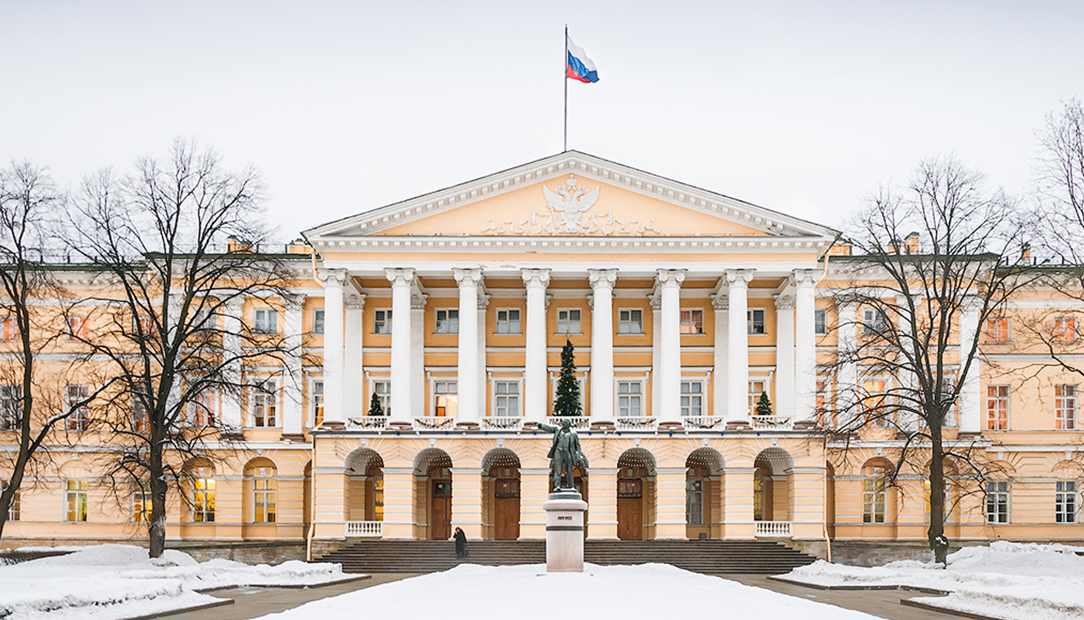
[314,540,817,575]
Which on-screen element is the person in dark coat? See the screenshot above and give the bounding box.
[454,527,468,559]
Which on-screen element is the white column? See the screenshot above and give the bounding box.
[220,298,244,429]
[477,294,487,419]
[522,269,551,423]
[774,294,795,420]
[588,269,617,423]
[650,293,662,417]
[282,295,305,436]
[958,299,981,432]
[385,268,414,424]
[320,269,346,428]
[454,268,483,425]
[837,301,858,426]
[344,294,366,420]
[725,269,754,420]
[411,291,427,419]
[656,269,686,423]
[895,294,918,431]
[711,292,728,419]
[794,269,819,422]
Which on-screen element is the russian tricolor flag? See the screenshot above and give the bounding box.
[566,34,599,84]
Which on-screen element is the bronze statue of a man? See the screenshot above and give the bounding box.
[537,419,587,491]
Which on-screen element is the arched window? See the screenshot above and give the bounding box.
[185,459,216,523]
[861,459,894,524]
[244,458,278,524]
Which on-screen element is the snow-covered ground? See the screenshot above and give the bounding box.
[0,544,357,620]
[783,541,1084,620]
[254,563,882,620]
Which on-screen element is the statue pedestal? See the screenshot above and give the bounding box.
[542,490,588,573]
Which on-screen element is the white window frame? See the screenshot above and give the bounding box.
[862,308,889,337]
[1056,384,1077,430]
[65,384,90,431]
[491,378,523,417]
[1054,316,1078,343]
[862,476,887,523]
[618,308,644,335]
[187,385,218,428]
[814,308,827,335]
[859,375,894,428]
[309,377,324,427]
[313,308,325,335]
[616,379,645,418]
[680,378,706,417]
[985,317,1010,343]
[251,467,277,524]
[253,308,278,335]
[1056,480,1079,524]
[368,378,392,416]
[435,308,459,334]
[680,308,704,335]
[66,315,89,341]
[686,478,704,526]
[2,480,19,521]
[986,385,1010,431]
[986,480,1010,524]
[373,309,393,335]
[495,308,521,335]
[748,377,772,416]
[64,479,88,522]
[746,309,766,335]
[556,308,582,335]
[549,373,586,413]
[132,486,151,523]
[250,378,280,428]
[0,384,22,430]
[431,379,458,417]
[192,469,215,523]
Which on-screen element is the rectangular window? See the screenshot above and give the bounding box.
[861,379,890,427]
[434,381,458,417]
[65,384,90,431]
[193,473,215,523]
[618,308,643,335]
[815,379,829,427]
[925,479,951,523]
[2,480,18,521]
[863,308,889,336]
[496,309,520,335]
[1056,385,1077,430]
[373,309,393,334]
[862,478,887,523]
[814,308,827,335]
[311,380,324,426]
[372,380,391,416]
[1056,480,1078,524]
[435,308,459,334]
[686,479,704,526]
[746,309,765,335]
[1054,317,1077,343]
[680,380,703,417]
[132,313,153,338]
[66,316,89,341]
[65,480,88,522]
[189,387,218,427]
[252,468,277,523]
[985,318,1010,343]
[253,308,277,334]
[748,379,767,415]
[131,393,149,432]
[1,316,19,340]
[493,381,520,417]
[252,380,278,427]
[986,385,1009,430]
[0,384,22,430]
[192,307,215,332]
[313,309,325,335]
[986,480,1009,524]
[680,309,704,335]
[132,488,151,523]
[557,308,581,334]
[617,381,643,417]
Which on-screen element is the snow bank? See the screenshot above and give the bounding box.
[254,562,882,620]
[0,544,356,620]
[785,542,1084,620]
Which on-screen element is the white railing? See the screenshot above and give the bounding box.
[754,521,792,537]
[347,416,389,430]
[413,416,457,430]
[683,416,725,429]
[751,415,792,430]
[616,416,657,431]
[543,416,591,429]
[345,521,383,537]
[481,416,524,430]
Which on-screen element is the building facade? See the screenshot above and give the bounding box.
[3,151,1083,554]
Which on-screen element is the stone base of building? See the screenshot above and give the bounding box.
[0,536,308,564]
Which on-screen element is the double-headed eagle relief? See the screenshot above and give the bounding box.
[481,174,659,236]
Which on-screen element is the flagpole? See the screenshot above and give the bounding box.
[563,24,568,152]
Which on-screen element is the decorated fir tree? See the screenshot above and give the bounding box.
[553,339,582,417]
[755,391,773,417]
[369,391,385,416]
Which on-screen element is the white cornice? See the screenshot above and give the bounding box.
[310,235,833,254]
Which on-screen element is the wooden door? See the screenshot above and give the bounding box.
[430,480,452,540]
[494,478,520,540]
[617,478,643,540]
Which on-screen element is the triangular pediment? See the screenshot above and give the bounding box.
[304,151,838,244]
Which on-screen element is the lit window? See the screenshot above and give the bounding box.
[65,384,90,431]
[557,308,581,334]
[680,381,703,417]
[434,381,457,417]
[815,379,829,427]
[132,313,153,339]
[313,309,325,335]
[0,384,22,430]
[371,380,391,416]
[924,478,951,523]
[861,379,890,427]
[311,380,324,426]
[252,467,277,523]
[746,309,765,335]
[373,309,392,335]
[65,480,88,522]
[986,480,1009,524]
[189,387,218,427]
[496,309,520,335]
[252,380,278,427]
[192,470,215,522]
[253,308,277,334]
[1,316,19,340]
[680,309,704,335]
[1056,385,1077,430]
[132,487,151,523]
[862,473,888,523]
[493,381,520,417]
[985,318,1010,343]
[618,308,643,335]
[435,308,459,334]
[814,308,827,335]
[1054,317,1077,343]
[617,381,643,417]
[66,316,89,341]
[986,385,1009,430]
[1056,480,1078,524]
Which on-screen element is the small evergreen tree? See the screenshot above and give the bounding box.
[369,391,385,416]
[755,391,773,417]
[553,339,582,416]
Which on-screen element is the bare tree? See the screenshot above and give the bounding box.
[67,140,297,557]
[824,156,1031,565]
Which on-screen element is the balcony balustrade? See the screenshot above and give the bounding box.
[345,521,383,537]
[754,520,792,537]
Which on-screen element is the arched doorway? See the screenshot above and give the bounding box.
[617,448,656,540]
[345,448,384,527]
[482,448,521,540]
[413,448,453,540]
[685,448,724,539]
[753,448,794,526]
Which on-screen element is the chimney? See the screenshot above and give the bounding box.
[226,235,253,253]
[904,232,920,254]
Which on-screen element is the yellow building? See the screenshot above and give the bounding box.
[2,151,1082,560]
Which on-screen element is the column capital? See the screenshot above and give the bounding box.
[521,268,552,288]
[648,292,662,311]
[774,294,795,310]
[318,268,348,286]
[283,293,307,311]
[478,293,490,310]
[724,269,755,287]
[711,293,728,310]
[384,267,415,287]
[411,292,428,310]
[452,267,483,286]
[587,268,618,289]
[792,269,821,289]
[345,293,366,310]
[655,269,687,288]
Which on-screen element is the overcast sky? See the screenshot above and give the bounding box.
[3,1,1083,243]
